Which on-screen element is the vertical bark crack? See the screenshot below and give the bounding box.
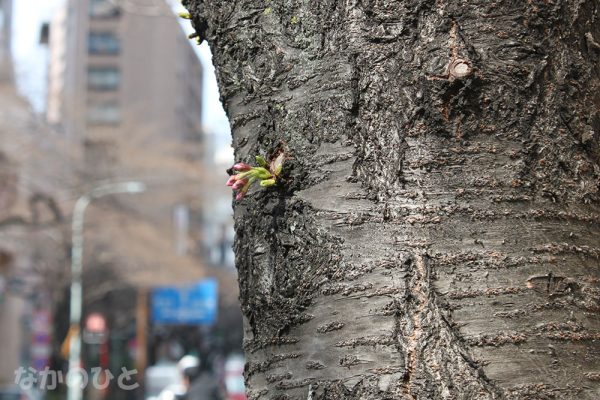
[402,253,428,399]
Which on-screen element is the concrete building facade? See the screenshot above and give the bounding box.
[0,0,12,80]
[47,0,204,175]
[43,1,219,391]
[47,0,208,255]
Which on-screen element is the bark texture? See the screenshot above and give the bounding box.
[185,0,600,398]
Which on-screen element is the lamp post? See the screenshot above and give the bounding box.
[67,181,146,400]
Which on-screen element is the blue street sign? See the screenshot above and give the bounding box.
[151,279,218,325]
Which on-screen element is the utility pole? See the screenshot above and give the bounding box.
[0,0,13,81]
[67,181,145,400]
[135,288,148,388]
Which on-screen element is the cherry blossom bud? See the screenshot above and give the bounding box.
[226,176,237,186]
[226,154,286,200]
[233,162,252,171]
[232,179,247,190]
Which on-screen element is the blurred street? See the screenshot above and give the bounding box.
[0,1,244,399]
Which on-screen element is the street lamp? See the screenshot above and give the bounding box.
[67,181,146,400]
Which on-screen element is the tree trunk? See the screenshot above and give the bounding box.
[185,0,600,398]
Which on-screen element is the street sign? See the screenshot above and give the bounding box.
[151,279,218,325]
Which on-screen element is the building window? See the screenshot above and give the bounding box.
[87,102,121,125]
[88,32,120,55]
[87,67,120,91]
[89,0,120,18]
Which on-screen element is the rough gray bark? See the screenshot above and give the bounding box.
[185,1,600,398]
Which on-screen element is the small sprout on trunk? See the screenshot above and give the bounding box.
[227,152,287,200]
[255,155,268,168]
[270,152,285,177]
[260,178,276,187]
[179,8,205,44]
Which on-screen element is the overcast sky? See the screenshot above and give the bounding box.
[11,0,232,163]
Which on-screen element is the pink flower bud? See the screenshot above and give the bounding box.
[232,178,247,190]
[235,191,245,200]
[226,176,237,187]
[233,162,252,172]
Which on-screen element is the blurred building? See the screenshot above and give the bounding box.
[46,0,238,271]
[0,119,17,387]
[47,0,211,259]
[0,72,74,390]
[47,0,203,175]
[0,0,12,80]
[42,2,241,397]
[46,0,212,262]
